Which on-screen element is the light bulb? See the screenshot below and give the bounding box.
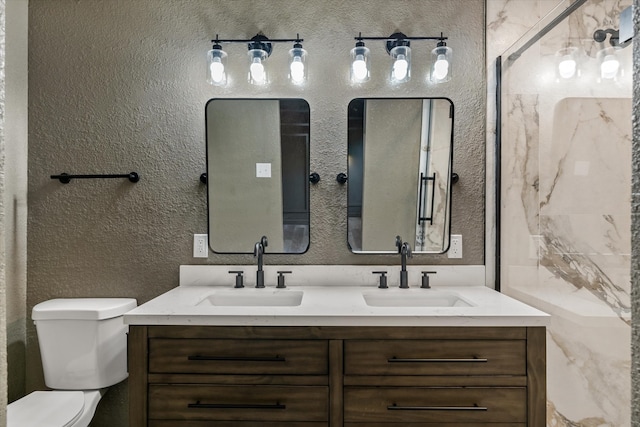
[558,56,576,79]
[433,54,449,80]
[250,57,265,84]
[290,56,305,83]
[392,54,408,81]
[600,54,619,79]
[207,45,227,86]
[209,57,225,84]
[352,54,368,81]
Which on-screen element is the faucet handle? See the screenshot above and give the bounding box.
[421,271,437,289]
[229,270,244,288]
[276,271,292,289]
[372,271,388,289]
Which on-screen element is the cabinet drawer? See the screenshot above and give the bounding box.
[344,387,526,423]
[345,424,524,426]
[149,385,328,422]
[344,340,525,376]
[149,339,328,375]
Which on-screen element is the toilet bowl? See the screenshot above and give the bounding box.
[7,298,137,427]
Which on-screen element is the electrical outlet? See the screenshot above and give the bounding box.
[193,234,209,258]
[448,234,462,259]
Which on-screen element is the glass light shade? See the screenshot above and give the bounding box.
[350,44,370,83]
[597,47,621,80]
[248,48,269,85]
[389,45,411,83]
[289,46,308,84]
[207,47,228,86]
[430,44,452,83]
[556,47,578,79]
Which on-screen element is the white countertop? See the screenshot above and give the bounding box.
[124,266,549,327]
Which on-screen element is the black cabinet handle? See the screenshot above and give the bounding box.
[189,402,286,410]
[388,357,488,363]
[388,404,487,411]
[188,355,286,362]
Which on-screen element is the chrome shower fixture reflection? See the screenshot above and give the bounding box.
[350,32,450,85]
[555,47,579,80]
[597,46,621,80]
[593,27,631,82]
[207,33,307,87]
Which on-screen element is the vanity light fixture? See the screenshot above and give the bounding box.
[593,27,630,82]
[289,35,307,84]
[387,33,411,83]
[350,35,371,83]
[207,33,306,87]
[351,32,451,85]
[207,39,228,86]
[430,34,452,83]
[247,34,272,85]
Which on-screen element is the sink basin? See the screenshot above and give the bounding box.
[362,290,473,307]
[197,289,304,307]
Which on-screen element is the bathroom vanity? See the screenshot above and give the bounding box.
[125,266,548,427]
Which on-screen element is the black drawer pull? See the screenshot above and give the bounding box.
[388,404,488,411]
[388,357,488,363]
[188,355,286,362]
[188,402,286,410]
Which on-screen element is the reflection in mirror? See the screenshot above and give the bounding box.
[347,98,453,253]
[206,98,310,254]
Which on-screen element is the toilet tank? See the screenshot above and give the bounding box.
[32,298,137,390]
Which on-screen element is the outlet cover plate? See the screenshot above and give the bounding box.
[193,234,208,258]
[448,234,462,259]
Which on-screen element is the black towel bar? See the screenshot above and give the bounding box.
[51,172,139,184]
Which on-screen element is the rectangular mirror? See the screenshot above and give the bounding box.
[347,98,453,254]
[206,98,310,254]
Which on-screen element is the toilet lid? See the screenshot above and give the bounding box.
[8,391,84,427]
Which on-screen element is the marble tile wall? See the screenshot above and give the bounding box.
[488,0,632,425]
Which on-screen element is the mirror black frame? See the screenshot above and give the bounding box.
[346,97,454,254]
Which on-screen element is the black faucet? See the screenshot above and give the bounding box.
[395,236,412,289]
[254,236,268,288]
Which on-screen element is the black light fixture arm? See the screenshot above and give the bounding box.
[354,31,447,43]
[51,172,140,184]
[211,33,303,45]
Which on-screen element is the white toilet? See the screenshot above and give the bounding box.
[7,298,137,427]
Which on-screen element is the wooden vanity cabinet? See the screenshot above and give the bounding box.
[129,326,545,427]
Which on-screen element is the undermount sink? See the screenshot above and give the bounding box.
[362,289,474,307]
[197,289,304,307]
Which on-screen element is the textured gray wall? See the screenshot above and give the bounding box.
[26,1,485,425]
